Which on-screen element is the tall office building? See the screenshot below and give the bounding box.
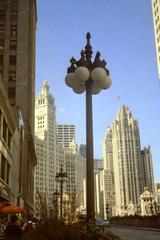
[102,128,115,217]
[141,146,155,193]
[104,106,142,214]
[79,144,86,159]
[103,127,113,171]
[34,82,57,216]
[0,0,37,209]
[65,141,85,206]
[151,0,160,79]
[57,124,76,148]
[57,125,85,208]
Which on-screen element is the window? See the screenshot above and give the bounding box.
[10,10,18,23]
[10,40,17,50]
[2,118,7,142]
[10,25,17,36]
[9,55,16,65]
[6,162,10,184]
[0,154,10,184]
[1,154,6,181]
[8,87,15,99]
[0,55,3,65]
[8,130,11,150]
[0,11,5,23]
[0,40,4,50]
[9,71,16,82]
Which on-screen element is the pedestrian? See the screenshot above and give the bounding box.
[0,216,5,240]
[22,216,36,240]
[4,215,23,240]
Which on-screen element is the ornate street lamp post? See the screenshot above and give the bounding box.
[53,190,60,222]
[55,164,68,221]
[65,33,111,222]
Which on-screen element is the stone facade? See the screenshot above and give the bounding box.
[0,0,37,211]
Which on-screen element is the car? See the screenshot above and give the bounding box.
[96,219,110,227]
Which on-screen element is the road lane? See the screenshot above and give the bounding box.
[105,226,160,240]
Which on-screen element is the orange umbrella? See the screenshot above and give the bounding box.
[0,205,26,214]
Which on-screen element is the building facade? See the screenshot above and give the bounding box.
[34,82,57,217]
[57,124,76,148]
[79,144,86,159]
[103,106,155,215]
[0,0,37,210]
[104,106,143,215]
[151,0,160,79]
[141,146,155,194]
[65,141,85,207]
[56,125,85,212]
[0,78,24,207]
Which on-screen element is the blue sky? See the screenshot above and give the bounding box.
[36,0,160,182]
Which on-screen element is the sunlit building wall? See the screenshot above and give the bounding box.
[34,82,57,216]
[0,79,21,206]
[151,0,160,79]
[65,142,85,206]
[141,146,155,194]
[104,106,142,215]
[57,124,76,148]
[95,169,104,218]
[56,125,85,207]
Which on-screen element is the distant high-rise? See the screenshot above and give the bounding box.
[0,0,37,209]
[94,159,103,169]
[57,124,76,148]
[79,144,86,158]
[34,82,57,214]
[65,141,85,206]
[151,0,160,79]
[103,127,113,171]
[141,146,155,193]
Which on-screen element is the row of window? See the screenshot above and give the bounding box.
[0,110,12,150]
[0,55,16,66]
[0,39,17,51]
[38,99,45,105]
[0,152,10,185]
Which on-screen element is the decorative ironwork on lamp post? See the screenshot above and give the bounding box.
[55,164,68,221]
[65,33,112,222]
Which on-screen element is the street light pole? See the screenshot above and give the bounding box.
[53,190,60,222]
[55,164,67,221]
[86,78,94,221]
[65,33,111,222]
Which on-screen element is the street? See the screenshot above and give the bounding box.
[105,226,160,240]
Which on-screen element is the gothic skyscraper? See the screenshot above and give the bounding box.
[104,106,143,215]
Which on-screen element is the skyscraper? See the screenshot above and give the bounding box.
[104,106,142,214]
[34,82,57,215]
[151,0,160,79]
[57,124,76,148]
[57,125,85,210]
[141,146,155,193]
[79,144,86,159]
[103,106,155,215]
[0,0,37,209]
